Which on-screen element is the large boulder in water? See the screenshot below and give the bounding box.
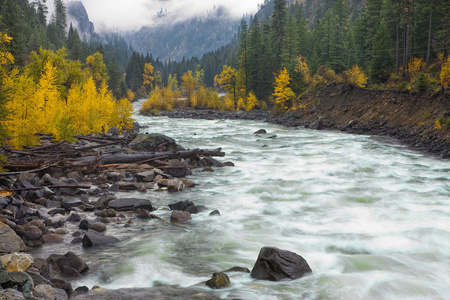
[129,133,182,152]
[250,247,312,281]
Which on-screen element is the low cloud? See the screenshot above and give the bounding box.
[61,0,262,32]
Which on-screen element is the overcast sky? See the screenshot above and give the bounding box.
[57,0,263,31]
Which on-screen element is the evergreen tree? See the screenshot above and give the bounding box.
[107,57,122,100]
[247,16,264,99]
[271,0,287,72]
[281,14,298,69]
[296,3,310,58]
[237,20,248,96]
[1,0,26,66]
[370,22,393,81]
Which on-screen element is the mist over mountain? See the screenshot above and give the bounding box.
[125,6,241,62]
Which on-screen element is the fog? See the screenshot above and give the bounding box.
[52,0,263,31]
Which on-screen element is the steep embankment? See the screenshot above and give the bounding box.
[296,83,450,158]
[159,83,450,158]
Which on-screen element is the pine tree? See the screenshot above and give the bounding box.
[107,58,122,100]
[281,14,298,69]
[271,0,287,72]
[296,3,310,58]
[1,0,26,66]
[247,16,263,99]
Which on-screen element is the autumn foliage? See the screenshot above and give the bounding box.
[1,47,134,149]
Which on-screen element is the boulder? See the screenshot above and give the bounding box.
[250,247,312,281]
[135,171,155,182]
[209,210,220,216]
[79,219,96,230]
[82,230,119,247]
[170,211,192,224]
[136,209,151,219]
[47,251,88,278]
[254,129,267,134]
[0,260,10,285]
[0,288,25,300]
[108,198,153,211]
[0,253,34,272]
[95,209,117,218]
[89,222,106,232]
[156,178,185,191]
[9,271,33,298]
[42,234,64,244]
[129,133,181,152]
[116,181,140,191]
[168,200,202,214]
[0,222,26,254]
[205,272,231,289]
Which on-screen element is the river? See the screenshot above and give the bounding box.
[41,102,450,299]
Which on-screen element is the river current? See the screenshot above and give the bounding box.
[39,101,450,299]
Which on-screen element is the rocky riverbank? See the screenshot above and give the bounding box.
[0,130,237,299]
[155,83,450,159]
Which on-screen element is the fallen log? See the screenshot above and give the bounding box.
[12,184,91,191]
[70,148,225,166]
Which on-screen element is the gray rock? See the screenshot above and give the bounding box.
[135,171,155,182]
[9,271,33,298]
[254,129,267,134]
[129,133,181,152]
[0,223,26,254]
[250,247,312,281]
[0,260,10,284]
[89,222,106,232]
[0,288,25,300]
[108,198,153,211]
[82,230,119,247]
[107,127,120,136]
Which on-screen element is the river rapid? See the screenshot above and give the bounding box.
[41,102,450,299]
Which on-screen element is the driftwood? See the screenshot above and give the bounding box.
[12,184,91,192]
[70,148,225,166]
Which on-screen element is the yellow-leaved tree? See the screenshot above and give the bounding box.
[246,92,259,111]
[85,52,108,90]
[142,62,154,94]
[34,61,61,135]
[343,64,368,88]
[3,70,40,148]
[217,66,238,110]
[114,98,134,131]
[181,71,195,107]
[273,68,295,113]
[440,57,450,89]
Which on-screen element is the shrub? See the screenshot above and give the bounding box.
[399,82,411,93]
[416,73,429,91]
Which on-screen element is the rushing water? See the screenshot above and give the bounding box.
[35,101,450,299]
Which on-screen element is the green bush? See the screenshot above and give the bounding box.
[416,73,429,92]
[399,82,411,93]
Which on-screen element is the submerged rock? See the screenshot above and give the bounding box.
[205,272,231,289]
[250,247,312,281]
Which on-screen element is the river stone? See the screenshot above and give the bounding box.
[254,129,267,134]
[95,209,117,218]
[205,272,231,289]
[89,222,106,232]
[250,247,312,281]
[108,198,153,211]
[129,133,180,152]
[135,171,155,182]
[0,260,10,284]
[9,271,33,298]
[0,253,34,272]
[55,251,89,275]
[157,178,185,191]
[0,222,26,254]
[0,288,25,300]
[42,234,64,244]
[82,230,119,247]
[170,211,192,224]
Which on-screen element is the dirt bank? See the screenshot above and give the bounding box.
[158,83,450,159]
